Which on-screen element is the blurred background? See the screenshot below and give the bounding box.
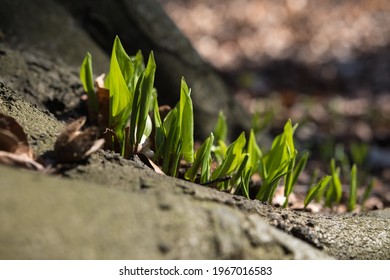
[157,0,390,209]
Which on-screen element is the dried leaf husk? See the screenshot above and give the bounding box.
[54,117,105,163]
[0,113,43,170]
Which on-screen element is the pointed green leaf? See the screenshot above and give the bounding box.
[185,133,214,182]
[211,132,246,181]
[213,111,227,143]
[285,151,309,199]
[246,129,262,175]
[348,164,358,211]
[304,175,332,208]
[80,52,97,113]
[109,36,133,146]
[135,52,156,151]
[179,77,194,163]
[326,159,343,207]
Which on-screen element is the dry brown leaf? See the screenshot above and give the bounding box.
[54,117,105,163]
[0,113,43,170]
[134,153,165,175]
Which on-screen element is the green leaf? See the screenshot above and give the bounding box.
[348,164,358,211]
[130,50,145,90]
[283,155,296,208]
[326,159,343,207]
[256,159,291,202]
[262,120,295,179]
[109,36,133,147]
[162,108,180,175]
[246,129,262,175]
[304,175,332,208]
[185,133,214,182]
[178,77,194,163]
[231,153,250,187]
[129,51,156,153]
[211,132,246,181]
[112,36,135,87]
[152,92,165,161]
[213,111,227,143]
[284,151,309,206]
[79,52,97,113]
[238,169,252,199]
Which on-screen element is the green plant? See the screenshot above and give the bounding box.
[304,175,332,208]
[80,36,154,156]
[79,36,373,212]
[256,120,296,202]
[185,133,214,184]
[153,77,194,177]
[80,52,98,120]
[325,158,343,207]
[283,151,309,207]
[348,163,358,211]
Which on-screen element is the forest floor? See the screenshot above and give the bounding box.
[158,0,390,212]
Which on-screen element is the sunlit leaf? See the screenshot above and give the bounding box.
[108,36,133,148]
[284,151,309,207]
[348,164,358,211]
[304,175,332,208]
[211,132,246,181]
[185,133,214,182]
[246,129,262,176]
[213,111,227,143]
[129,52,156,153]
[178,77,194,163]
[326,158,343,207]
[80,52,98,114]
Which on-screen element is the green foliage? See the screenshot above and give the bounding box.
[283,151,309,208]
[325,158,343,207]
[129,52,156,154]
[79,36,372,212]
[348,163,358,211]
[185,133,214,184]
[256,120,296,203]
[108,36,134,150]
[304,175,332,208]
[350,142,369,168]
[154,77,194,177]
[213,111,227,144]
[211,132,246,189]
[212,111,228,163]
[80,52,98,115]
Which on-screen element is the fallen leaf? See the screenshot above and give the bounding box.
[54,117,105,163]
[0,113,43,170]
[133,153,165,175]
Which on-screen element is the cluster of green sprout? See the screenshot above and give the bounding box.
[80,36,372,211]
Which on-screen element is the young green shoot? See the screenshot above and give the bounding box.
[257,120,296,203]
[283,151,309,208]
[304,175,332,208]
[348,163,358,211]
[185,133,214,184]
[80,52,98,118]
[325,158,343,208]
